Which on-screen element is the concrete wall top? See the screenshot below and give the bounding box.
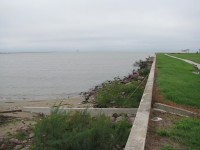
[125,55,156,150]
[22,107,138,116]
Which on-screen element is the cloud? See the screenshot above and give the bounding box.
[0,0,200,52]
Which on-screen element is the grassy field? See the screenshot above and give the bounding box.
[170,53,200,63]
[158,117,200,150]
[156,54,200,109]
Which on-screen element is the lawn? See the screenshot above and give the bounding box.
[170,53,200,64]
[158,117,200,150]
[146,111,200,150]
[156,54,200,109]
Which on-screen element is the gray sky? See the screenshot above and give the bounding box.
[0,0,200,52]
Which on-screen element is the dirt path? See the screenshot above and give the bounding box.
[165,53,200,69]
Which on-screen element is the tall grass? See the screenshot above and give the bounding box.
[95,81,144,108]
[32,109,132,150]
[156,54,200,108]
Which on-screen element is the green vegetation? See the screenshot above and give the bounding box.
[154,54,200,149]
[32,109,131,150]
[84,57,152,108]
[15,131,29,141]
[161,145,175,150]
[95,81,144,108]
[156,54,200,108]
[158,118,200,150]
[171,53,200,63]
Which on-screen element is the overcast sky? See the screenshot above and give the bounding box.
[0,0,200,52]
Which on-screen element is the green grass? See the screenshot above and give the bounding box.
[156,54,200,108]
[159,118,200,150]
[170,53,200,64]
[15,131,28,141]
[95,81,144,108]
[161,145,175,150]
[32,109,132,150]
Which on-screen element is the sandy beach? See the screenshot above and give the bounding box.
[0,96,93,112]
[0,97,93,147]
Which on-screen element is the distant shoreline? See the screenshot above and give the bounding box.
[0,51,56,54]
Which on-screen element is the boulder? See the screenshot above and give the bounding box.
[112,113,119,118]
[115,116,123,122]
[9,138,20,144]
[14,145,23,150]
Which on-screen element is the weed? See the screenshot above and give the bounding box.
[15,131,28,141]
[158,130,170,137]
[95,81,144,108]
[161,145,175,150]
[32,109,132,150]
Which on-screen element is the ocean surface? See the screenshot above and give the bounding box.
[0,51,153,101]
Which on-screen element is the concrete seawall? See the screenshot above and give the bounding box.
[22,107,138,116]
[125,55,156,150]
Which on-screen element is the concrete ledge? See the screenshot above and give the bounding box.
[22,107,138,116]
[154,103,199,117]
[125,56,156,150]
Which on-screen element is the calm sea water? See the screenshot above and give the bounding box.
[0,51,153,101]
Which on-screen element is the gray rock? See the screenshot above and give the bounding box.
[14,145,23,150]
[9,138,20,144]
[0,144,5,150]
[115,116,123,122]
[111,116,116,122]
[112,113,119,118]
[29,133,34,139]
[18,126,29,132]
[151,117,162,122]
[0,138,3,143]
[138,76,144,80]
[22,140,27,144]
[21,145,30,150]
[127,114,135,118]
[128,117,135,124]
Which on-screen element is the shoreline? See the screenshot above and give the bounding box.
[0,96,93,112]
[0,56,154,149]
[0,56,154,112]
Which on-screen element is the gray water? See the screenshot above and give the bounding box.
[0,51,153,101]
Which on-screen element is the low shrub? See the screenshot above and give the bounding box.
[95,81,144,108]
[32,109,132,150]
